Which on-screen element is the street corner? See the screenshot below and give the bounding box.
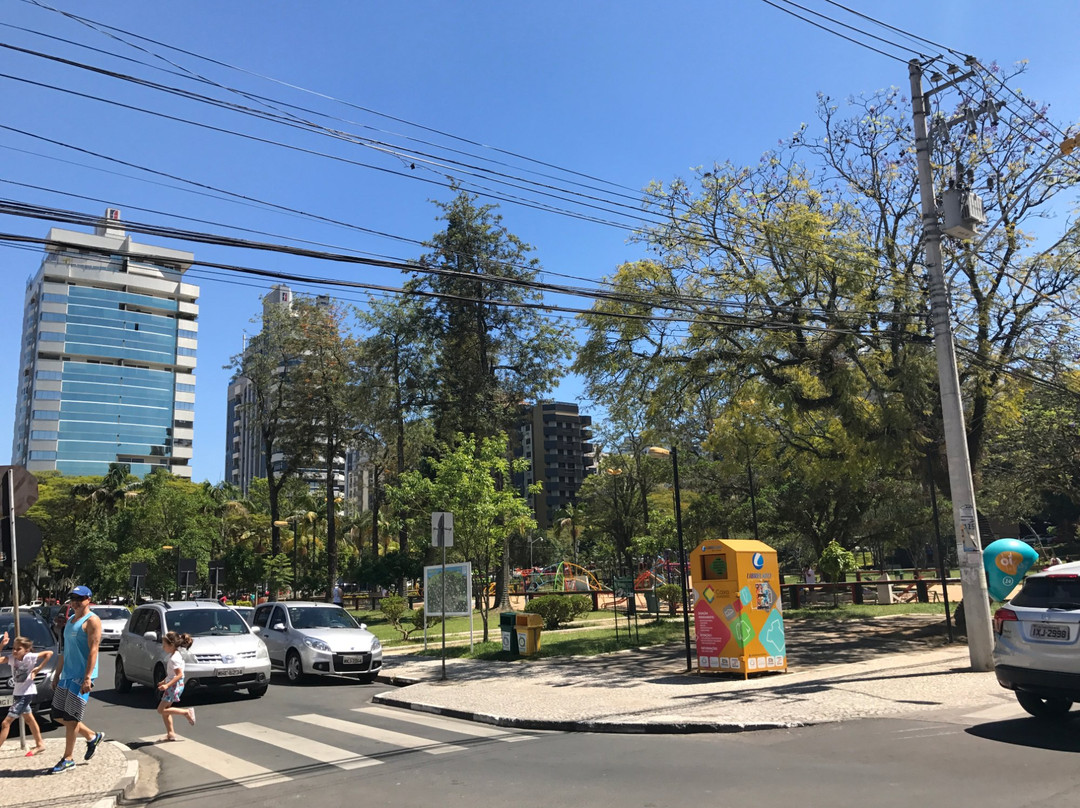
[0,737,138,808]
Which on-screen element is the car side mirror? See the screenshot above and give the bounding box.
[360,623,367,630]
[143,631,160,642]
[250,626,261,635]
[271,623,286,632]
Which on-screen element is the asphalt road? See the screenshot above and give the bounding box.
[67,653,1080,808]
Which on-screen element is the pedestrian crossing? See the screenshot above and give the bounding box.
[142,706,538,789]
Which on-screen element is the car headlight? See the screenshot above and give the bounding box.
[371,638,381,652]
[255,642,269,659]
[304,637,331,652]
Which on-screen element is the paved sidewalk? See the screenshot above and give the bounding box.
[373,615,1006,732]
[0,737,136,808]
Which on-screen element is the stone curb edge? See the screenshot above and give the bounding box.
[369,691,807,735]
[88,740,140,808]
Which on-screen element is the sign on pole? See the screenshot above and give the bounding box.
[431,512,454,547]
[423,562,472,617]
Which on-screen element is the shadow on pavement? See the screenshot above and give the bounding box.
[966,715,1080,752]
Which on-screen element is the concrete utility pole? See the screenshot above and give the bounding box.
[908,59,994,671]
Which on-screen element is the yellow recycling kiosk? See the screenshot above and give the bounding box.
[690,539,787,676]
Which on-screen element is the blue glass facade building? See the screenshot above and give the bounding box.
[12,209,198,478]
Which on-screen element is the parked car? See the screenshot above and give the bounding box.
[251,601,382,684]
[993,560,1080,718]
[0,612,59,724]
[90,605,131,650]
[115,600,271,698]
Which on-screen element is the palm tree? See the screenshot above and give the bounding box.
[554,503,583,564]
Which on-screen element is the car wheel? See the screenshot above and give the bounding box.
[152,663,166,702]
[114,656,132,693]
[1016,691,1073,719]
[285,650,305,684]
[247,683,269,698]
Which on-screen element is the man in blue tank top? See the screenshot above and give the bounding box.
[49,585,105,774]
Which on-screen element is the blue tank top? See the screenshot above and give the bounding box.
[62,612,99,681]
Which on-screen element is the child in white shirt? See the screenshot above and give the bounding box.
[157,631,196,741]
[0,631,53,755]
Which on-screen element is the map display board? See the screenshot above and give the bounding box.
[424,562,473,617]
[689,539,786,676]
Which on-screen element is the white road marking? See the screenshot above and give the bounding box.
[220,722,381,770]
[290,713,467,754]
[140,736,291,788]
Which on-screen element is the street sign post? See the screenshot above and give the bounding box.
[129,562,149,603]
[430,512,455,680]
[209,561,226,600]
[177,558,197,596]
[0,465,37,754]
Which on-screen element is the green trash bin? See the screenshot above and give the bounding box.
[643,590,659,617]
[500,612,518,656]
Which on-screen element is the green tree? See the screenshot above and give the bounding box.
[412,189,573,442]
[385,433,536,641]
[227,295,310,599]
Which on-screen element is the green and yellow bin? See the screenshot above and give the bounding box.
[515,612,544,656]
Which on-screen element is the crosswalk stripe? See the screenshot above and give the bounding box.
[140,736,291,788]
[290,713,467,754]
[220,722,381,770]
[353,706,534,742]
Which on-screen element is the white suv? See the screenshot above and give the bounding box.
[993,561,1080,718]
[115,600,271,698]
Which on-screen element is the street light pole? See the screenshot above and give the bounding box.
[647,446,694,672]
[745,445,760,543]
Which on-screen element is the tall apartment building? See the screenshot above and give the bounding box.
[11,209,198,478]
[224,285,345,499]
[513,401,596,529]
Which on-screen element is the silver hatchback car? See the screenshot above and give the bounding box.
[993,560,1080,718]
[251,601,382,683]
[115,600,271,698]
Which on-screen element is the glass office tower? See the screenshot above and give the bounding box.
[11,209,199,478]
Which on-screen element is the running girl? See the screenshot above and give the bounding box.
[0,631,53,755]
[157,631,196,741]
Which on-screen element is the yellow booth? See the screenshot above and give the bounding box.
[690,539,787,676]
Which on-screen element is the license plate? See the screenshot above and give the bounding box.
[342,655,362,665]
[1030,623,1071,642]
[0,696,11,707]
[216,667,243,677]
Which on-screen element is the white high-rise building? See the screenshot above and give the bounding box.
[11,209,199,478]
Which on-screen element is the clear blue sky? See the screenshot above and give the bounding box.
[2,0,1078,484]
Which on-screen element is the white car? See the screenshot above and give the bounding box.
[993,560,1080,718]
[251,601,382,684]
[116,600,271,698]
[90,605,131,650]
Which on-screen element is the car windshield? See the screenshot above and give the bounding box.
[1012,576,1080,609]
[91,607,131,621]
[287,606,359,630]
[166,609,251,636]
[0,616,55,649]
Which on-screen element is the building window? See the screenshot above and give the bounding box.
[41,312,66,322]
[177,347,197,357]
[42,293,68,304]
[32,410,60,420]
[35,370,63,381]
[175,383,196,393]
[29,451,57,461]
[178,329,198,341]
[174,401,195,410]
[39,332,65,342]
[34,390,61,400]
[30,430,59,440]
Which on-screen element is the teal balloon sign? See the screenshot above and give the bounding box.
[983,538,1038,601]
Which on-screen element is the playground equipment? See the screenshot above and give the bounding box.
[526,561,603,593]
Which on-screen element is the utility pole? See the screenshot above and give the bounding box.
[908,58,994,671]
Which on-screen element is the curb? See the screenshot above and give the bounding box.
[90,740,140,808]
[369,691,807,734]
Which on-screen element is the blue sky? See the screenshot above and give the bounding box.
[2,0,1078,484]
